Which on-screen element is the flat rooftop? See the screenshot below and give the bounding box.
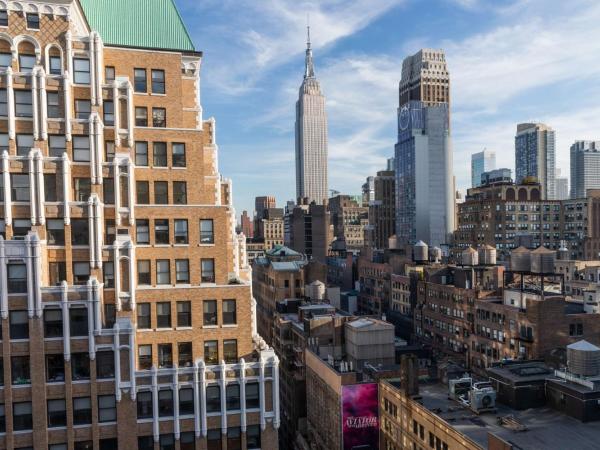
[417,383,600,450]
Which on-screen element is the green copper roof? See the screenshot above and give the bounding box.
[78,0,196,52]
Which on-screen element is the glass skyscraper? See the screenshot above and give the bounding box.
[471,149,496,187]
[515,123,556,199]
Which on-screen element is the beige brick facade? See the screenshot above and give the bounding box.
[0,1,279,450]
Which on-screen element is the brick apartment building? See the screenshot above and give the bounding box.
[0,1,278,449]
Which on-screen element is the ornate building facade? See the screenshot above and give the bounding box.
[0,1,279,449]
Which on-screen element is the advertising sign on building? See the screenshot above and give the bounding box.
[341,383,379,450]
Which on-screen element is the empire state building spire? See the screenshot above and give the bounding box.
[305,26,315,78]
[295,26,329,205]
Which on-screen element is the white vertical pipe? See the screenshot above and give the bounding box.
[63,72,72,141]
[127,158,134,224]
[61,280,70,361]
[28,151,36,225]
[31,67,39,140]
[6,67,14,139]
[0,238,6,319]
[36,151,45,225]
[2,151,11,226]
[39,68,48,140]
[87,196,95,267]
[62,153,70,225]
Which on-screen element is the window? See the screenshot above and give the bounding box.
[155,219,169,243]
[201,258,215,283]
[10,311,28,339]
[247,425,261,449]
[105,66,115,82]
[73,136,91,161]
[138,345,152,370]
[207,430,221,450]
[206,385,221,412]
[203,300,217,326]
[204,340,218,365]
[103,180,115,204]
[0,219,4,239]
[11,355,30,384]
[72,352,90,380]
[137,260,151,285]
[226,384,240,410]
[157,302,171,328]
[175,259,189,284]
[151,69,165,94]
[16,134,33,156]
[134,68,147,92]
[138,436,154,450]
[174,219,188,244]
[46,91,60,118]
[7,263,27,293]
[75,99,91,120]
[137,303,151,329]
[200,219,214,244]
[158,389,173,416]
[26,13,39,29]
[179,388,194,415]
[172,143,186,167]
[153,142,167,166]
[49,55,61,75]
[137,181,149,204]
[178,342,192,367]
[136,219,150,244]
[227,427,241,450]
[13,402,32,431]
[177,301,191,327]
[105,140,115,161]
[158,344,173,368]
[135,141,148,166]
[45,174,59,202]
[159,434,174,450]
[73,397,92,425]
[0,404,4,434]
[223,300,237,325]
[180,432,195,450]
[46,354,65,382]
[224,339,237,363]
[100,439,118,450]
[70,307,88,336]
[71,218,89,245]
[173,181,187,204]
[0,52,10,68]
[96,350,115,379]
[0,89,6,116]
[98,395,117,423]
[135,107,148,126]
[75,442,93,450]
[50,445,67,450]
[105,219,116,246]
[153,107,166,127]
[137,391,153,418]
[155,181,168,204]
[246,382,260,409]
[47,399,67,428]
[0,9,7,26]
[104,100,114,125]
[0,133,7,152]
[44,308,63,337]
[49,135,66,156]
[18,55,35,72]
[104,303,116,328]
[73,262,90,285]
[74,177,91,201]
[73,58,91,84]
[11,174,29,201]
[12,219,31,237]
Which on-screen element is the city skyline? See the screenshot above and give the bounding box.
[176,0,600,214]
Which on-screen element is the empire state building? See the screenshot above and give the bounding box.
[295,28,329,204]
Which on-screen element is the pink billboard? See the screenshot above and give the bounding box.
[341,383,379,450]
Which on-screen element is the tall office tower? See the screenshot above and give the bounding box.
[471,148,496,187]
[254,195,276,236]
[241,210,254,238]
[295,28,328,205]
[0,1,279,449]
[570,141,600,198]
[555,169,569,200]
[362,176,375,205]
[515,123,556,199]
[395,49,454,247]
[368,169,396,250]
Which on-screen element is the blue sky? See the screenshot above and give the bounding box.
[175,0,600,215]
